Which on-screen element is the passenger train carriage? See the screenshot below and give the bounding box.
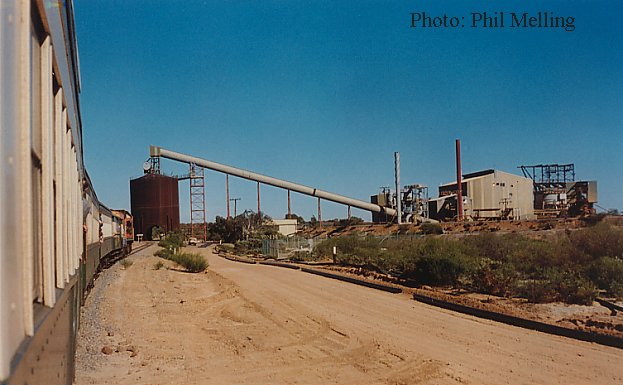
[1,2,131,384]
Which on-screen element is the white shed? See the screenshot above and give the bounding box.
[270,219,298,236]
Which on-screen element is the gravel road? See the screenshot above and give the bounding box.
[75,245,622,384]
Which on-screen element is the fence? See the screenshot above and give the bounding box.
[261,232,428,259]
[262,236,324,259]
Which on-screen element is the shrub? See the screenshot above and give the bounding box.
[518,279,557,303]
[552,271,597,305]
[234,239,262,254]
[568,223,623,260]
[419,223,443,235]
[158,231,185,250]
[310,227,620,302]
[469,259,518,297]
[611,283,623,299]
[463,233,517,261]
[290,250,317,262]
[171,252,208,272]
[586,256,623,297]
[216,243,235,253]
[120,259,133,269]
[506,237,561,273]
[153,261,165,270]
[155,244,208,273]
[154,248,173,260]
[412,254,467,286]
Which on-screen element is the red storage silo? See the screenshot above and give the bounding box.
[130,174,180,240]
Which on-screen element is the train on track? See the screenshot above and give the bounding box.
[1,2,133,384]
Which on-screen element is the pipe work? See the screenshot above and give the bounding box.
[150,146,398,217]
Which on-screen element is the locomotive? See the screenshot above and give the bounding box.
[0,2,132,384]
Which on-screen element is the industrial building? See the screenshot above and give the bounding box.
[370,169,535,223]
[433,169,535,221]
[519,164,597,217]
[134,145,599,230]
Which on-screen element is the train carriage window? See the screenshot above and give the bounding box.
[31,29,42,158]
[31,24,44,302]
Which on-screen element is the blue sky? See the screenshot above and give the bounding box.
[74,0,622,222]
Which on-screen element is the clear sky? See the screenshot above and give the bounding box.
[74,0,622,222]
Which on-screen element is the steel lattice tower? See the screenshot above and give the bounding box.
[189,163,207,240]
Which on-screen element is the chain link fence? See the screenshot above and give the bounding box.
[262,236,326,259]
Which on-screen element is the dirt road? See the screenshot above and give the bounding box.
[75,245,622,384]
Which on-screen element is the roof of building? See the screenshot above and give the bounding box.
[439,169,531,188]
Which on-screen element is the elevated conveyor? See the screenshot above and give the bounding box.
[149,146,397,218]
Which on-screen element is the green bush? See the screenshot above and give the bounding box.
[120,259,133,269]
[469,259,518,297]
[155,243,208,273]
[586,256,623,298]
[315,236,380,260]
[419,223,443,235]
[411,254,467,286]
[158,231,185,250]
[290,250,317,262]
[170,252,208,272]
[610,283,623,299]
[234,239,262,254]
[309,225,622,303]
[518,279,557,303]
[552,271,597,305]
[215,243,234,253]
[154,248,173,260]
[569,222,623,260]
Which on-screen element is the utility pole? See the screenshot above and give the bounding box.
[257,182,261,216]
[395,152,402,224]
[287,189,291,217]
[317,197,322,227]
[226,174,231,219]
[230,198,241,218]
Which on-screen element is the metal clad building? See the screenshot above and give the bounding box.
[438,170,535,220]
[130,174,180,239]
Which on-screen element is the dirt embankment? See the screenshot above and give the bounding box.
[297,217,597,238]
[75,245,623,385]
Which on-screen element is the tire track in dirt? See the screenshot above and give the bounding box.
[75,245,622,385]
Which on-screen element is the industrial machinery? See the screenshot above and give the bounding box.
[371,184,432,223]
[519,164,597,217]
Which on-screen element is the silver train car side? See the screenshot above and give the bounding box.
[1,2,131,384]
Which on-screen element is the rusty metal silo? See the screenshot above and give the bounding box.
[130,174,180,240]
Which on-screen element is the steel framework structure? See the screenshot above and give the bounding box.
[519,163,575,191]
[189,163,206,240]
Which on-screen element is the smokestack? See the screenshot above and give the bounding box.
[455,139,463,221]
[395,152,402,224]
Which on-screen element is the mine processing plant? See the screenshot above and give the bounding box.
[519,164,597,217]
[133,146,406,239]
[130,142,600,240]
